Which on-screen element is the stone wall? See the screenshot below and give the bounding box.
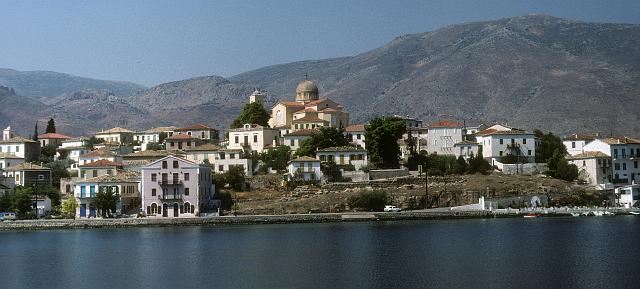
[369,168,409,180]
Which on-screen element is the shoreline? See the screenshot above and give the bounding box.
[2,210,636,231]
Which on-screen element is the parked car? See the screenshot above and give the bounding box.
[0,212,17,221]
[383,205,401,212]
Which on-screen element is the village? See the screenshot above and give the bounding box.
[0,79,639,221]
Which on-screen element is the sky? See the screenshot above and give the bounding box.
[1,0,639,87]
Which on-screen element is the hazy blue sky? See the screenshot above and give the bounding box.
[2,0,639,86]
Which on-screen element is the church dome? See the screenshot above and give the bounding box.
[296,80,319,94]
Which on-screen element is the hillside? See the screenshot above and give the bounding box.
[0,68,146,98]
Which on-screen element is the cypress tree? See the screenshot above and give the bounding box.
[46,118,56,133]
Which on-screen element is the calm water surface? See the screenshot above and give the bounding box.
[1,217,639,289]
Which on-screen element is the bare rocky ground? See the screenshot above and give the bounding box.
[230,174,602,215]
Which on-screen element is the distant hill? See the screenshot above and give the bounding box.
[0,68,146,98]
[2,14,640,136]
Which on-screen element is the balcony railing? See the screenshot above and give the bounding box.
[159,194,184,201]
[158,180,184,186]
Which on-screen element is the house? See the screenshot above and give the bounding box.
[398,138,428,160]
[283,129,317,151]
[174,124,218,141]
[563,133,600,156]
[165,134,200,151]
[454,141,480,161]
[464,123,488,136]
[74,172,141,218]
[38,133,71,148]
[34,195,52,218]
[0,126,40,162]
[344,124,366,149]
[133,126,177,150]
[94,127,134,145]
[582,136,640,186]
[426,120,465,155]
[394,115,423,129]
[288,156,322,181]
[567,151,612,190]
[184,144,253,177]
[475,128,536,165]
[2,162,52,187]
[268,80,349,131]
[316,146,368,170]
[141,156,216,217]
[78,149,121,166]
[78,159,123,179]
[58,137,90,171]
[0,152,24,170]
[615,184,639,208]
[227,124,279,153]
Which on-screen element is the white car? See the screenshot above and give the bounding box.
[384,205,401,212]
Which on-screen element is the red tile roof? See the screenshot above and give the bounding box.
[345,124,365,132]
[165,134,194,141]
[38,133,72,139]
[279,101,305,107]
[601,136,640,145]
[293,115,328,123]
[79,159,122,167]
[563,133,600,141]
[175,124,214,131]
[80,149,113,159]
[428,120,463,128]
[284,129,319,137]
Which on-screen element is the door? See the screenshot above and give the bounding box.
[173,203,179,217]
[89,204,96,217]
[162,204,168,217]
[80,204,86,218]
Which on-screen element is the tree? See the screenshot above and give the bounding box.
[547,149,578,181]
[213,165,247,191]
[95,186,119,218]
[455,156,468,174]
[534,129,566,163]
[12,187,35,219]
[216,191,234,211]
[296,127,350,157]
[348,190,389,211]
[44,160,72,189]
[61,198,78,219]
[365,117,406,169]
[158,132,168,143]
[46,118,56,133]
[260,145,291,172]
[321,161,343,182]
[230,102,270,128]
[468,151,491,174]
[86,136,104,150]
[40,145,57,162]
[33,123,39,141]
[146,142,165,151]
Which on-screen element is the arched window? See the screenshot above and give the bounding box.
[184,202,191,214]
[276,110,283,126]
[151,203,158,214]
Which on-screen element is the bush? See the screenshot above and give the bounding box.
[217,191,234,211]
[348,190,388,211]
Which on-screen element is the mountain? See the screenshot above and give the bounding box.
[2,14,640,136]
[0,68,146,98]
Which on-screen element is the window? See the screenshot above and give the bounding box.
[201,132,205,138]
[571,142,575,148]
[151,174,157,182]
[528,150,532,156]
[92,170,97,177]
[220,153,225,159]
[357,134,361,140]
[320,155,326,161]
[635,161,638,169]
[523,139,527,144]
[184,173,190,181]
[235,136,239,144]
[80,186,86,197]
[499,151,503,156]
[614,149,618,157]
[173,160,179,168]
[185,188,190,196]
[218,165,224,172]
[623,163,627,170]
[230,153,235,159]
[500,139,503,145]
[582,161,586,166]
[162,161,167,169]
[38,174,45,181]
[173,173,179,184]
[290,139,294,146]
[16,146,19,152]
[615,163,620,170]
[152,189,156,196]
[107,170,113,175]
[254,135,258,143]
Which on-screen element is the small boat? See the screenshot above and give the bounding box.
[570,212,580,217]
[629,212,640,215]
[524,213,542,218]
[603,211,615,216]
[593,211,604,217]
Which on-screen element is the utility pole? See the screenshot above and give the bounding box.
[424,169,429,209]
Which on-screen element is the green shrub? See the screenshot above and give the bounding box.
[348,190,388,211]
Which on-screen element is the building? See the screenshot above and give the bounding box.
[79,159,123,179]
[454,141,480,161]
[0,126,40,162]
[269,80,349,131]
[165,134,200,151]
[316,146,368,170]
[184,144,253,177]
[174,124,218,141]
[567,151,612,190]
[475,128,536,165]
[227,124,279,153]
[141,156,215,217]
[2,162,52,187]
[58,137,90,171]
[344,124,366,149]
[133,126,177,150]
[78,149,122,166]
[0,152,24,170]
[582,136,640,186]
[288,156,322,181]
[95,127,134,145]
[563,133,600,156]
[283,129,317,151]
[395,115,423,129]
[426,120,464,155]
[37,133,71,148]
[74,172,141,218]
[615,184,639,208]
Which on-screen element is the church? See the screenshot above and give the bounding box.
[268,79,349,133]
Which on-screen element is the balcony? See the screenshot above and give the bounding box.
[158,180,184,187]
[159,194,184,201]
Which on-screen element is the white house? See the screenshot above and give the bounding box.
[174,124,219,141]
[184,144,253,177]
[426,120,465,155]
[475,129,536,165]
[58,137,90,172]
[288,156,322,181]
[74,173,141,218]
[94,127,134,145]
[283,129,317,151]
[563,133,600,156]
[227,124,279,153]
[0,126,40,161]
[615,184,639,208]
[344,124,366,149]
[134,126,177,150]
[567,151,612,190]
[315,146,368,170]
[582,137,640,186]
[0,153,24,170]
[454,141,480,161]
